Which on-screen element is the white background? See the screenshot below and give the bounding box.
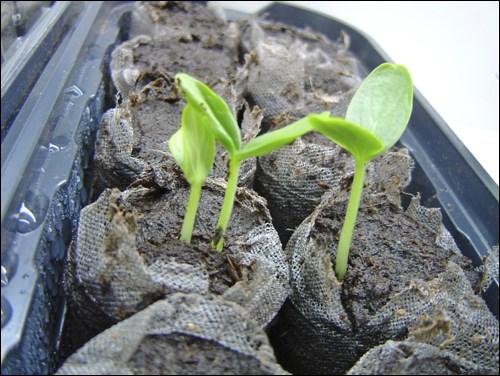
[212,1,499,184]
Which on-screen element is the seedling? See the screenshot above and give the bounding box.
[310,63,413,280]
[168,103,216,243]
[171,63,412,267]
[174,73,313,250]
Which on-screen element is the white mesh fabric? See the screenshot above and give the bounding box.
[480,245,499,293]
[56,293,288,375]
[347,340,496,375]
[67,188,166,323]
[364,261,499,373]
[224,223,290,326]
[66,182,288,331]
[256,138,352,240]
[282,150,498,374]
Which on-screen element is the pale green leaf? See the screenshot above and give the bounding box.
[169,128,185,171]
[309,114,384,163]
[346,63,413,152]
[236,116,313,160]
[168,104,216,185]
[175,73,240,155]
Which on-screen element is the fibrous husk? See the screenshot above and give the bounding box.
[57,293,289,375]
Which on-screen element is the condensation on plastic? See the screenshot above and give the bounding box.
[0,1,497,375]
[1,2,135,374]
[258,2,499,320]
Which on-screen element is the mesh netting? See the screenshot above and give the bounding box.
[359,261,498,371]
[348,339,496,375]
[274,150,499,374]
[236,19,393,245]
[223,223,290,326]
[57,293,288,375]
[63,2,499,374]
[64,179,289,351]
[96,1,258,196]
[93,107,147,193]
[255,139,352,242]
[480,245,499,293]
[258,144,413,244]
[94,80,257,197]
[349,247,500,375]
[238,18,361,127]
[64,188,161,340]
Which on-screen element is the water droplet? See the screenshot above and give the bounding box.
[23,273,30,280]
[46,222,56,241]
[76,175,83,190]
[86,44,102,60]
[37,347,47,362]
[1,252,18,286]
[15,191,50,233]
[20,289,27,295]
[55,201,64,217]
[69,198,77,215]
[48,143,60,152]
[65,84,83,98]
[1,265,9,287]
[53,135,70,148]
[17,202,37,232]
[1,296,13,327]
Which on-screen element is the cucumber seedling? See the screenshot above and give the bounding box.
[171,62,412,271]
[310,63,413,280]
[173,73,314,250]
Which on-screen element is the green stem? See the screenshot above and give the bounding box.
[236,116,313,160]
[335,159,366,280]
[180,181,203,244]
[214,158,241,251]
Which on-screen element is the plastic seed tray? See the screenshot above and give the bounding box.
[1,2,498,374]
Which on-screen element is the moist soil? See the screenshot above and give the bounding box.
[60,1,486,374]
[312,193,480,328]
[120,178,273,296]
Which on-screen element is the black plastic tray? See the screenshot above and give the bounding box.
[258,2,499,312]
[1,2,134,374]
[1,2,498,374]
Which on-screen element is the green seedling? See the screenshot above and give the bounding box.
[168,103,216,243]
[172,63,412,267]
[310,63,413,280]
[174,73,314,250]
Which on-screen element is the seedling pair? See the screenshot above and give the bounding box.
[169,63,413,280]
[170,74,313,250]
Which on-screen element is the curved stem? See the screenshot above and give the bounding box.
[180,181,203,244]
[214,158,241,251]
[335,159,366,280]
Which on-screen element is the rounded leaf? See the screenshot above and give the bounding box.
[345,63,413,152]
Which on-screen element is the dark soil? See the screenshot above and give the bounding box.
[61,1,491,375]
[120,178,273,295]
[128,333,267,375]
[312,192,479,329]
